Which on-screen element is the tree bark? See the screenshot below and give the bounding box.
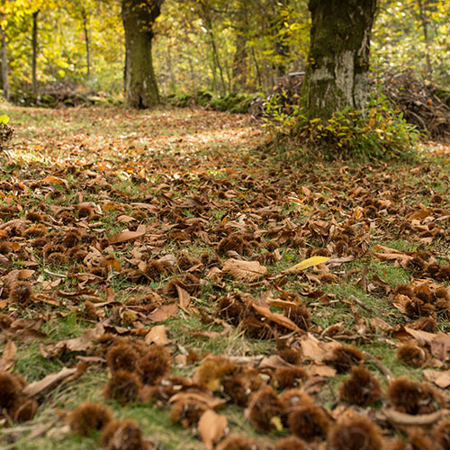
[417,0,432,80]
[32,10,39,94]
[122,0,163,108]
[81,6,91,79]
[0,24,9,102]
[302,0,377,121]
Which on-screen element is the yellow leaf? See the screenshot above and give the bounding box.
[284,256,330,273]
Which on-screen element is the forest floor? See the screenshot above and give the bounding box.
[1,105,450,450]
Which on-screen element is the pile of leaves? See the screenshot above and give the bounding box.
[1,105,450,449]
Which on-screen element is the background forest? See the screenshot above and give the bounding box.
[1,0,449,105]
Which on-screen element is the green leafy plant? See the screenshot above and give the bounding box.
[297,94,420,161]
[0,114,14,151]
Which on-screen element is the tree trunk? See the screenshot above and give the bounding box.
[302,0,377,121]
[0,24,9,102]
[32,10,39,94]
[81,6,91,79]
[417,0,432,80]
[122,0,163,108]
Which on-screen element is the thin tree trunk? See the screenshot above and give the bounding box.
[417,0,432,80]
[1,25,9,101]
[81,7,91,79]
[122,0,163,108]
[32,10,39,94]
[302,0,377,121]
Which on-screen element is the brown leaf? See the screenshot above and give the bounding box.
[222,259,267,282]
[403,326,436,345]
[0,340,16,371]
[168,392,226,410]
[306,364,336,378]
[107,224,146,245]
[44,323,104,356]
[148,303,178,322]
[300,334,340,363]
[145,325,170,346]
[42,175,70,189]
[251,303,303,333]
[23,366,78,397]
[198,409,227,450]
[176,285,191,311]
[431,334,450,362]
[423,370,450,389]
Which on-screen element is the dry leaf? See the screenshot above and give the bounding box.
[0,340,16,371]
[24,366,78,397]
[306,364,336,377]
[42,175,70,189]
[431,334,450,362]
[198,409,227,450]
[251,303,303,333]
[148,303,178,322]
[145,325,169,346]
[176,285,191,311]
[423,369,450,388]
[108,224,146,245]
[300,334,340,363]
[222,259,267,282]
[45,323,104,356]
[284,256,330,273]
[168,392,226,410]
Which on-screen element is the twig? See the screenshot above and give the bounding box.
[350,295,375,313]
[43,269,67,278]
[363,351,394,381]
[382,408,448,426]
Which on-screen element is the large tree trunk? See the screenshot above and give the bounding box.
[32,10,39,95]
[0,24,9,102]
[302,0,377,121]
[122,0,163,108]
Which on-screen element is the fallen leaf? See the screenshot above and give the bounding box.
[168,392,226,410]
[306,364,336,377]
[108,224,146,245]
[222,259,267,282]
[44,323,104,356]
[424,370,450,388]
[24,366,77,397]
[251,303,303,333]
[42,175,70,189]
[145,325,169,346]
[198,409,227,450]
[300,334,340,363]
[284,256,330,273]
[176,285,191,311]
[0,340,16,371]
[431,334,450,362]
[148,303,178,322]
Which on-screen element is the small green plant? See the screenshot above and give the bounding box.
[298,94,420,160]
[262,92,301,134]
[0,114,14,151]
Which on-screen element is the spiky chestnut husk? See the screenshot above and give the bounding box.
[328,416,383,450]
[338,366,382,407]
[67,401,113,436]
[387,377,444,415]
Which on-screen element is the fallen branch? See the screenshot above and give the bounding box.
[382,408,448,426]
[363,351,394,381]
[350,295,375,313]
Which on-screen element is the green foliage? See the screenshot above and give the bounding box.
[297,95,420,160]
[167,91,253,114]
[0,115,13,150]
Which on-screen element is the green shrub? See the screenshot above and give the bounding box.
[264,93,419,161]
[0,115,13,151]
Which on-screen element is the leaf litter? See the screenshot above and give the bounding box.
[1,105,450,448]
